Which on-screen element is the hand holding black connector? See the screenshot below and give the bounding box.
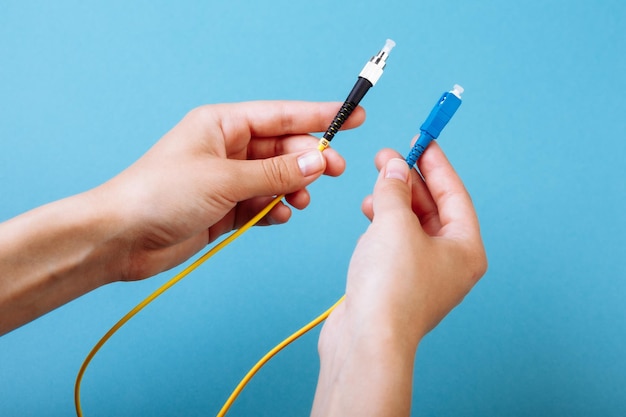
[317,39,395,151]
[75,39,396,417]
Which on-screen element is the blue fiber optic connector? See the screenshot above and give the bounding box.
[405,84,464,168]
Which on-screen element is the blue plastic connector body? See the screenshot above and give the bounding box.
[405,84,463,168]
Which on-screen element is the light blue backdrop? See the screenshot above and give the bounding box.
[1,1,625,416]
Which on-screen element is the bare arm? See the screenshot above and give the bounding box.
[0,190,126,333]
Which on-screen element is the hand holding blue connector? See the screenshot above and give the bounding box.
[405,84,464,168]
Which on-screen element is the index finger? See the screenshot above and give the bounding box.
[417,142,481,241]
[212,100,366,140]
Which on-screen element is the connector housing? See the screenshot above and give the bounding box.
[319,39,395,148]
[358,39,395,86]
[420,91,462,139]
[359,61,384,86]
[405,85,463,168]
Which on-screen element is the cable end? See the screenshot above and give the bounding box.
[317,138,330,151]
[359,39,396,86]
[382,39,396,55]
[451,84,464,99]
[371,39,395,66]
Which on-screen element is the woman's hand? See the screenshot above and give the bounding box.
[0,101,364,334]
[312,142,487,417]
[100,101,365,280]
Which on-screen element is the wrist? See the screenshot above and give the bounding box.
[313,302,419,417]
[0,187,129,334]
[79,185,133,284]
[319,302,420,365]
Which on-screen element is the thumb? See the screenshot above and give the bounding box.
[227,149,326,201]
[372,158,414,219]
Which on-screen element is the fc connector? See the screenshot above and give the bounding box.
[319,39,395,150]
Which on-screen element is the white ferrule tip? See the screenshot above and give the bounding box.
[451,84,464,99]
[382,39,396,54]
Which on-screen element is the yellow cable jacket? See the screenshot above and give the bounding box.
[216,295,344,417]
[76,138,337,417]
[74,194,285,417]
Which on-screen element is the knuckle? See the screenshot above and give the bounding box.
[466,245,488,284]
[187,105,224,133]
[261,158,292,188]
[280,110,296,133]
[187,105,213,123]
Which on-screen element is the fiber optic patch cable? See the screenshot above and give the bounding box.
[214,39,397,416]
[218,83,465,416]
[74,39,395,417]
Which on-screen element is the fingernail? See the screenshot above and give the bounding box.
[297,150,324,176]
[385,158,409,181]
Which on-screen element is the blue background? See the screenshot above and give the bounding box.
[1,0,625,416]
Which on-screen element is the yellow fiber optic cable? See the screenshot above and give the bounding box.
[216,295,345,416]
[75,143,340,417]
[75,140,340,417]
[74,194,284,417]
[76,38,394,417]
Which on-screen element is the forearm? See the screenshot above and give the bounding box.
[312,308,418,417]
[0,188,127,335]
